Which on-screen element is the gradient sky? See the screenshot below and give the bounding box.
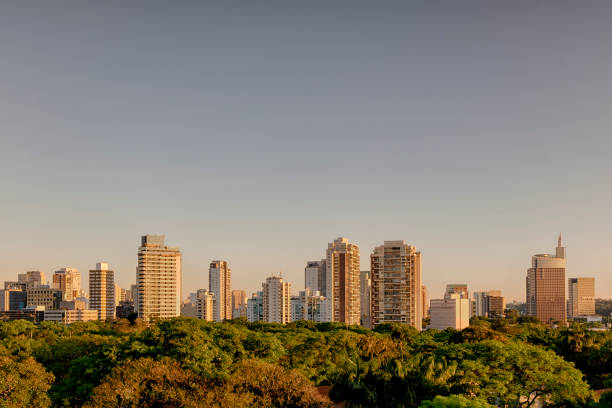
[1,1,612,302]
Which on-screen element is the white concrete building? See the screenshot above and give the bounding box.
[428,293,470,330]
[209,260,231,322]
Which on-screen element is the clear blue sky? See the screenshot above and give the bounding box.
[1,1,611,301]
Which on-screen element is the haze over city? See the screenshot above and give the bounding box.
[1,1,612,301]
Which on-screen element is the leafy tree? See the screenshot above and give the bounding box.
[229,360,331,407]
[419,395,493,408]
[0,347,54,408]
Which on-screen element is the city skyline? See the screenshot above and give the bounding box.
[0,232,607,303]
[2,2,612,301]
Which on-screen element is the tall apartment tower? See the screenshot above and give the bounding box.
[422,285,429,319]
[325,237,361,325]
[209,260,231,322]
[196,289,214,321]
[89,262,115,320]
[526,234,567,325]
[53,268,81,301]
[136,235,182,321]
[567,278,595,319]
[304,260,327,296]
[360,270,371,328]
[262,275,291,324]
[370,241,422,330]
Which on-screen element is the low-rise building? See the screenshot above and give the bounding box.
[428,293,470,330]
[43,309,99,324]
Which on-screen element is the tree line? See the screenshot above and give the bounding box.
[0,316,610,407]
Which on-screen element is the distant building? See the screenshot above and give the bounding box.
[262,275,291,324]
[428,293,470,330]
[137,235,181,321]
[526,235,567,324]
[18,271,46,289]
[0,289,26,311]
[247,291,264,322]
[360,271,371,328]
[445,284,469,300]
[209,260,231,322]
[5,281,26,291]
[196,289,214,321]
[231,289,247,319]
[89,262,116,320]
[422,285,429,319]
[370,241,422,330]
[43,309,99,324]
[473,290,506,318]
[53,268,81,301]
[567,277,595,319]
[116,300,135,319]
[305,260,327,296]
[0,307,44,322]
[115,285,126,306]
[26,287,62,310]
[326,237,360,325]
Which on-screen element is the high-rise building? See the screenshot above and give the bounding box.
[136,235,182,321]
[473,290,506,318]
[567,278,595,319]
[115,285,127,306]
[325,237,360,325]
[231,289,247,319]
[370,241,422,330]
[305,260,326,296]
[422,285,429,319]
[89,262,116,320]
[428,293,470,330]
[130,284,138,309]
[360,270,371,328]
[526,234,567,324]
[247,291,264,322]
[18,271,46,289]
[196,289,214,321]
[262,275,291,324]
[53,268,81,301]
[209,260,231,322]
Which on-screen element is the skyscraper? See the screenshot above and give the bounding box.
[526,234,567,324]
[247,291,264,322]
[136,235,182,321]
[209,260,231,322]
[370,241,422,330]
[53,268,81,301]
[325,237,360,325]
[262,275,291,324]
[231,289,247,319]
[304,260,326,296]
[567,277,595,319]
[196,289,214,321]
[89,262,115,320]
[360,270,371,328]
[422,285,429,319]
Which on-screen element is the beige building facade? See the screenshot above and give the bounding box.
[262,275,291,324]
[136,235,182,321]
[89,262,116,320]
[209,260,232,322]
[568,277,595,319]
[370,241,422,330]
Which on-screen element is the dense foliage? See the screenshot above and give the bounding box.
[0,317,609,407]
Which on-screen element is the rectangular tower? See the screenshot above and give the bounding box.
[567,277,595,319]
[326,237,361,325]
[89,262,116,320]
[262,275,291,324]
[137,235,182,321]
[370,241,422,330]
[209,260,231,321]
